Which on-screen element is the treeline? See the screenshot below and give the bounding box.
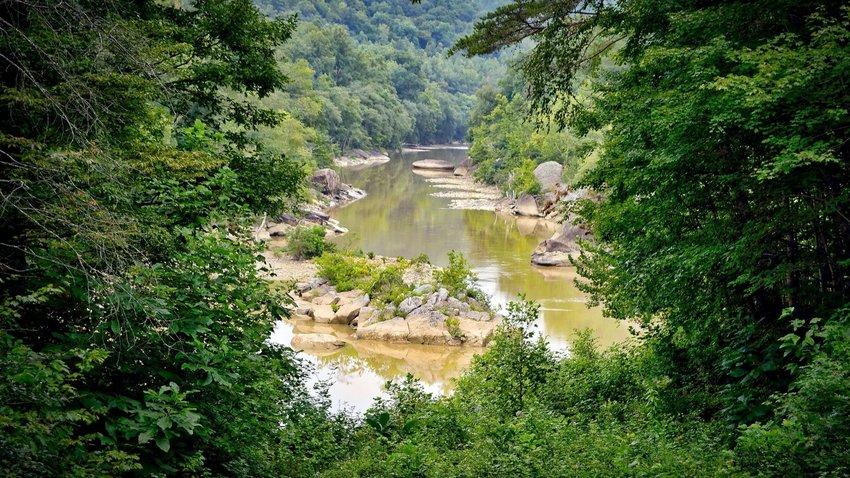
[465,66,604,196]
[253,0,510,154]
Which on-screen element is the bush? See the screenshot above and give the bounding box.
[367,264,411,306]
[412,253,430,264]
[507,158,542,196]
[285,226,334,259]
[435,251,477,297]
[314,252,371,291]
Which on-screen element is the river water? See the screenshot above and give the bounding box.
[269,147,630,412]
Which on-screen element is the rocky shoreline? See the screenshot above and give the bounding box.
[415,158,595,267]
[255,166,365,245]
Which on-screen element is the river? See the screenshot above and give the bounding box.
[268,146,630,412]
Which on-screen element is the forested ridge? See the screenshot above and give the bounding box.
[2,1,849,477]
[251,0,511,154]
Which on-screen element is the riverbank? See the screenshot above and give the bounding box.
[412,157,595,267]
[269,146,627,412]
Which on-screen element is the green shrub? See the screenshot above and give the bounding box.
[314,252,371,291]
[412,253,430,264]
[445,316,462,338]
[435,251,477,297]
[507,158,541,196]
[285,225,334,259]
[367,264,411,306]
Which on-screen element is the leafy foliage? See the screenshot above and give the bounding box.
[435,250,477,297]
[0,1,322,475]
[285,225,335,259]
[454,0,850,476]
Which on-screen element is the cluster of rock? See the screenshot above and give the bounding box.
[255,168,364,241]
[334,149,390,169]
[290,277,500,350]
[310,168,367,209]
[496,161,577,221]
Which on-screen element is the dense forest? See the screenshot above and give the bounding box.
[250,0,511,156]
[2,0,849,477]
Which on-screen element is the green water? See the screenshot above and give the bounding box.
[270,147,630,412]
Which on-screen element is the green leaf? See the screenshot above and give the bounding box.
[138,430,154,444]
[156,416,173,430]
[155,435,171,452]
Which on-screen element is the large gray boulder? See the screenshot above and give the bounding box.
[412,159,455,170]
[531,223,591,267]
[533,161,563,192]
[516,194,540,217]
[310,168,340,194]
[331,294,370,324]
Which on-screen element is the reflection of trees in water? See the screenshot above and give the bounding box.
[332,149,474,263]
[457,209,630,347]
[460,210,569,298]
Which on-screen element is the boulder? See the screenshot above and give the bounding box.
[398,296,424,315]
[533,161,563,192]
[303,210,330,223]
[515,194,540,217]
[312,294,339,306]
[453,166,468,176]
[312,304,337,323]
[267,223,290,237]
[276,212,299,226]
[413,284,434,295]
[412,159,455,170]
[352,306,376,327]
[531,223,591,267]
[407,316,455,345]
[291,333,345,351]
[310,168,340,194]
[457,318,500,346]
[331,295,370,325]
[356,317,410,342]
[294,299,314,317]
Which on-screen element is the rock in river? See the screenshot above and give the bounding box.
[291,333,345,351]
[531,222,591,267]
[533,161,563,192]
[516,194,541,217]
[412,159,455,170]
[310,168,340,194]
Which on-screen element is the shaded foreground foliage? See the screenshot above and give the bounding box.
[0,1,313,475]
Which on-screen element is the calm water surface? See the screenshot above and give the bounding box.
[269,147,630,412]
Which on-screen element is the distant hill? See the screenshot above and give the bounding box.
[253,0,513,148]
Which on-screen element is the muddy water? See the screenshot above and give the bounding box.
[269,147,630,412]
